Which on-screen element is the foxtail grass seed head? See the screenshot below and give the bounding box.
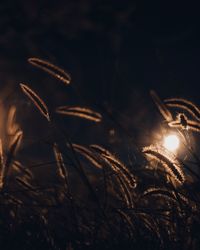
[7,106,20,136]
[142,145,185,184]
[90,144,137,189]
[28,57,71,85]
[0,131,23,189]
[168,117,200,133]
[142,188,178,205]
[72,144,102,169]
[187,120,200,133]
[56,106,102,122]
[90,144,110,155]
[150,90,173,122]
[8,130,23,155]
[20,83,50,121]
[164,98,200,121]
[53,143,68,188]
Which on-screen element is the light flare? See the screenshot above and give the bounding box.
[163,134,180,152]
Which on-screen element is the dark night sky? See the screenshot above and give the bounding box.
[0,1,199,99]
[0,1,200,149]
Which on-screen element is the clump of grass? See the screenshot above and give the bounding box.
[1,60,200,250]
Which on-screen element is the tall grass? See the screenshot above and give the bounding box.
[1,58,200,250]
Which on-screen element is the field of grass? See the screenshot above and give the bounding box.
[1,58,200,250]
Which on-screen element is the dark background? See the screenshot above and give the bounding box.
[0,1,200,150]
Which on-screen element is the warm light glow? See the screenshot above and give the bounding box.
[163,134,180,152]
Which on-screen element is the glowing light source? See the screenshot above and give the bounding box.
[163,134,180,152]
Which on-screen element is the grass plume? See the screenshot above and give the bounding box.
[28,57,71,85]
[164,98,200,121]
[142,145,185,185]
[20,83,50,121]
[56,106,102,122]
[150,90,173,122]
